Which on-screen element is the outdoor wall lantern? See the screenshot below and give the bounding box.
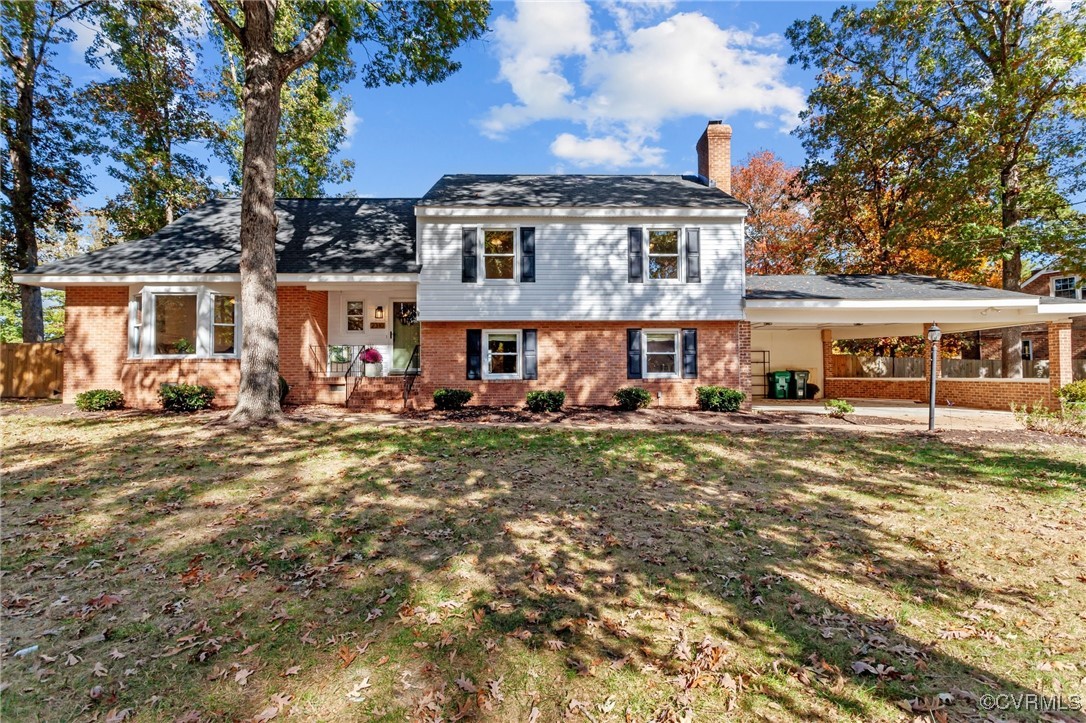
[927,322,942,431]
[374,306,385,320]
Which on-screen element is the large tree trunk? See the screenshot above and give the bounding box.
[999,163,1023,378]
[10,56,44,343]
[228,5,283,424]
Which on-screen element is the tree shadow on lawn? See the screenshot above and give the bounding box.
[2,417,1084,721]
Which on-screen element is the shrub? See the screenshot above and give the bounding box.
[433,388,472,411]
[695,386,745,412]
[279,376,290,404]
[1012,402,1086,437]
[526,390,565,413]
[1057,380,1086,406]
[362,347,382,364]
[613,386,652,411]
[75,389,124,412]
[159,383,216,412]
[824,398,854,418]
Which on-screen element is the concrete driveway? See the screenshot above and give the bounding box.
[753,398,1022,431]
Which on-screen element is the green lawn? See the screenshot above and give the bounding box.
[1,411,1084,721]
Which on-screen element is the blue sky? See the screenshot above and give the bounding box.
[61,1,839,205]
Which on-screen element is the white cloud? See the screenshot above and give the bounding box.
[550,132,665,168]
[343,110,362,137]
[481,0,806,169]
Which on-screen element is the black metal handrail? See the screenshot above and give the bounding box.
[310,344,368,378]
[402,344,421,404]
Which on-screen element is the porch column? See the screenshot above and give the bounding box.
[821,329,834,379]
[1048,320,1073,399]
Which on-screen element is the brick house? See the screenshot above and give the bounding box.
[14,122,1086,412]
[977,270,1086,362]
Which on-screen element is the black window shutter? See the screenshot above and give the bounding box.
[682,328,698,378]
[628,228,643,283]
[685,228,701,283]
[466,329,482,380]
[522,329,538,380]
[520,227,535,282]
[462,228,478,283]
[627,328,642,379]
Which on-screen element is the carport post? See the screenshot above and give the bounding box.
[927,323,942,431]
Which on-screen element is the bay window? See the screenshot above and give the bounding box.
[129,286,240,359]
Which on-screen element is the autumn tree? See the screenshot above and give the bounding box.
[206,0,488,423]
[1,0,95,342]
[788,0,1086,376]
[84,0,222,241]
[731,151,817,275]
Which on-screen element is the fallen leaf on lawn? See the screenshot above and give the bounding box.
[250,706,278,723]
[235,668,254,686]
[455,675,477,693]
[93,662,108,677]
[346,678,371,702]
[487,677,504,702]
[109,649,126,660]
[282,666,301,677]
[338,646,357,668]
[104,708,132,723]
[66,653,81,666]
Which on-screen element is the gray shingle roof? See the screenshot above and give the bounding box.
[744,274,1078,302]
[26,197,419,276]
[418,174,747,209]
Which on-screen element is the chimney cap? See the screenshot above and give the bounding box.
[707,119,723,125]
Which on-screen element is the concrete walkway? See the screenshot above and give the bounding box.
[753,399,1021,431]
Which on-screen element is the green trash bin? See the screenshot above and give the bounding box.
[789,370,809,400]
[766,371,791,400]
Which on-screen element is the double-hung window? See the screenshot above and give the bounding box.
[482,229,516,280]
[644,330,680,377]
[212,294,237,355]
[130,286,240,359]
[1053,277,1078,299]
[647,230,680,281]
[484,330,521,379]
[129,295,143,357]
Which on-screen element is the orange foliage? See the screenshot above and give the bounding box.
[731,151,817,275]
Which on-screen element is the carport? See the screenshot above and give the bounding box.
[745,275,1086,410]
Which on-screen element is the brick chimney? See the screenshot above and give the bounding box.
[696,120,732,194]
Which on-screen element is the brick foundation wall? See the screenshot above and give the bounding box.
[417,321,747,408]
[63,285,329,409]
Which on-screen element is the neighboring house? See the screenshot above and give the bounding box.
[977,270,1086,362]
[13,122,1086,411]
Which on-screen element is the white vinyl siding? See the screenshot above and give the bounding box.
[418,216,744,321]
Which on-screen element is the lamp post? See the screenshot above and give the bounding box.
[927,322,942,431]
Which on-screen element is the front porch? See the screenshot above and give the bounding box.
[280,283,422,410]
